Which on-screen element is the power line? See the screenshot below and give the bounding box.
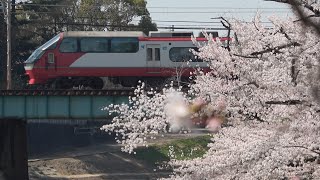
[24,21,229,30]
[155,24,222,28]
[147,6,290,10]
[13,3,291,10]
[136,20,276,24]
[12,13,276,24]
[141,20,223,24]
[12,3,292,16]
[148,11,290,14]
[13,10,290,15]
[12,11,280,27]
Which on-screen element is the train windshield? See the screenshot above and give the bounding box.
[25,34,60,63]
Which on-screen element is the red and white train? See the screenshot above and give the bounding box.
[24,31,229,89]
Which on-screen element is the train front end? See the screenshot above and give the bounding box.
[24,34,61,86]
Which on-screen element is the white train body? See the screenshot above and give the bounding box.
[24,31,228,89]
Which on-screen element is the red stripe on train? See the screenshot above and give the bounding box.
[26,67,210,85]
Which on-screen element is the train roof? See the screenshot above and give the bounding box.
[62,31,147,37]
[61,31,230,41]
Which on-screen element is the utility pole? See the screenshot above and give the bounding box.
[0,0,5,89]
[6,0,11,90]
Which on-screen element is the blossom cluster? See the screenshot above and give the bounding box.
[166,2,320,179]
[100,83,198,153]
[102,0,320,178]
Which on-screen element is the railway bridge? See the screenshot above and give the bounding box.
[0,89,134,179]
[0,89,131,120]
[0,89,133,156]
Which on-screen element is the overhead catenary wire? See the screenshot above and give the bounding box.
[10,2,293,22]
[12,3,293,23]
[21,20,277,31]
[12,11,278,25]
[12,11,279,30]
[11,2,293,16]
[10,2,289,31]
[24,21,230,30]
[13,10,290,14]
[156,9,288,14]
[133,20,276,24]
[12,9,286,22]
[12,3,291,10]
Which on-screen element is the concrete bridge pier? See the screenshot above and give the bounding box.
[0,118,29,180]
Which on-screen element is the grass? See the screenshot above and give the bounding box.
[133,135,212,165]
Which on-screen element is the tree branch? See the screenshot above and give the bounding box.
[265,0,320,36]
[250,42,301,56]
[265,0,320,15]
[279,27,292,40]
[265,100,303,105]
[283,145,320,155]
[233,42,301,58]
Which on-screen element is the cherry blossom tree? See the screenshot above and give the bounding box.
[101,83,193,154]
[166,0,320,179]
[102,0,320,179]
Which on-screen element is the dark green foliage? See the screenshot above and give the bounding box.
[138,15,158,35]
[133,135,212,165]
[134,146,171,165]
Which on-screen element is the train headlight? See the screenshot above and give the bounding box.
[24,63,34,70]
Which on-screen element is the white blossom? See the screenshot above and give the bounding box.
[102,1,320,179]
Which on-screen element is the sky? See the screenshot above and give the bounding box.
[145,0,294,36]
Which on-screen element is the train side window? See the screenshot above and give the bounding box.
[169,47,202,62]
[59,38,78,53]
[47,42,58,50]
[155,48,160,61]
[80,37,108,52]
[147,48,153,61]
[111,38,139,53]
[40,34,60,51]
